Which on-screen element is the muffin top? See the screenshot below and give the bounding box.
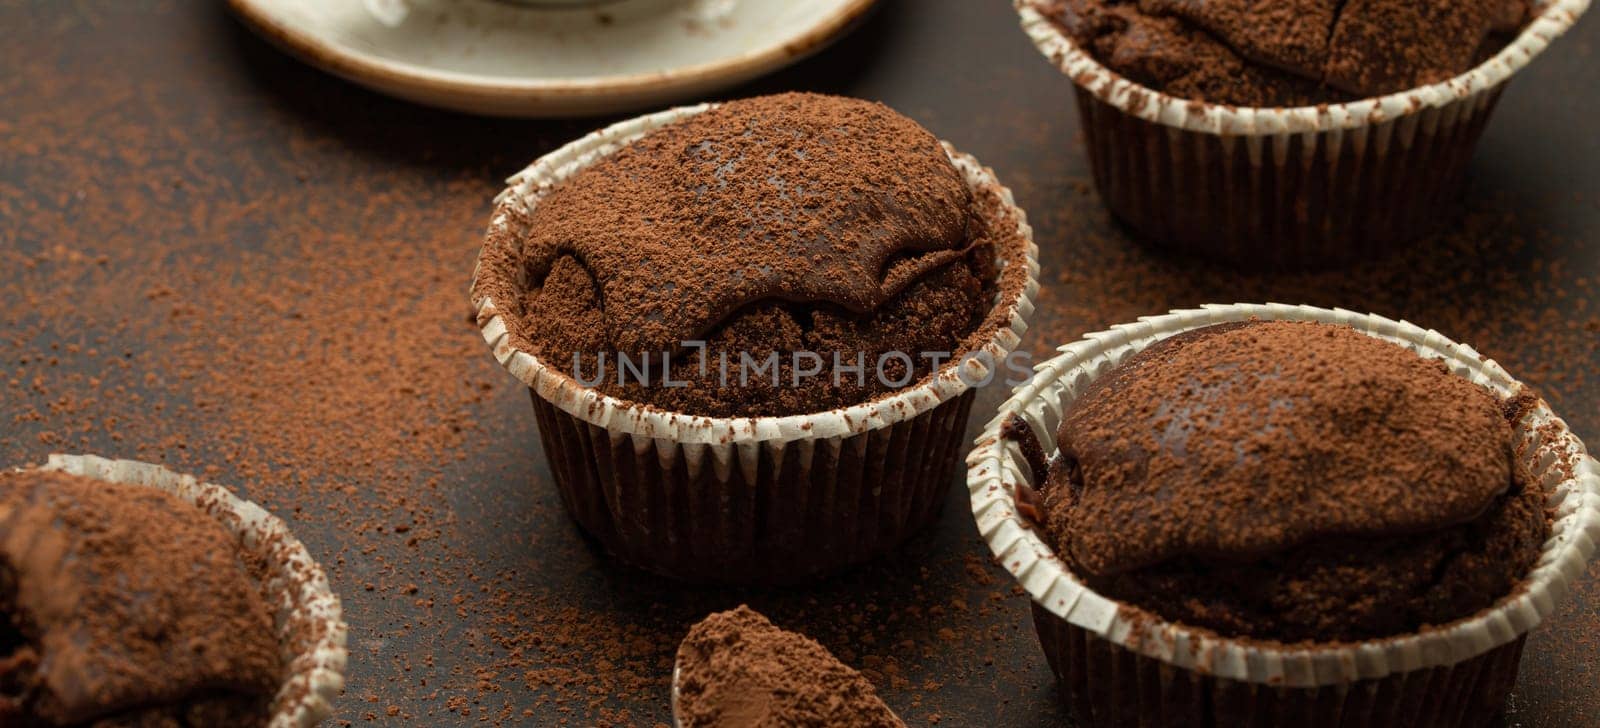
[481,92,1024,418]
[1033,321,1549,642]
[1038,0,1530,105]
[0,470,281,727]
[676,606,903,728]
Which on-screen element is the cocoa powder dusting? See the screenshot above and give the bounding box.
[3,1,1598,725]
[1035,0,1529,104]
[676,607,905,728]
[1037,321,1551,643]
[476,93,1030,418]
[1052,320,1519,577]
[1,470,281,726]
[507,93,976,357]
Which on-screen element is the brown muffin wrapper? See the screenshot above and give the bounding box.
[533,389,976,584]
[968,304,1600,726]
[1075,87,1503,267]
[1031,602,1525,728]
[474,104,1040,584]
[1016,0,1591,268]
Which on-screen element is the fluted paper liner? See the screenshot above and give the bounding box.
[471,104,1040,583]
[1014,0,1591,266]
[967,304,1600,725]
[18,454,349,728]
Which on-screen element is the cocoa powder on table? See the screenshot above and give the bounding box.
[2,2,1598,726]
[0,68,969,724]
[6,87,1600,728]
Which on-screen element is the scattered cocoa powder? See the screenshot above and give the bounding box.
[0,1,1595,726]
[0,11,536,722]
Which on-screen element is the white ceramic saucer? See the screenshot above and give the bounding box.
[228,0,879,118]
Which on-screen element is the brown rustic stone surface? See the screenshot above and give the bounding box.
[1,1,1596,725]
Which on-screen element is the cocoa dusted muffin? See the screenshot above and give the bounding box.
[1037,0,1531,106]
[1033,321,1549,643]
[480,92,1010,418]
[0,471,282,727]
[676,606,903,728]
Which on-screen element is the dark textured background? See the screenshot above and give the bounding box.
[2,1,1597,725]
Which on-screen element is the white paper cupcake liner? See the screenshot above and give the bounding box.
[471,103,1041,583]
[966,304,1600,724]
[18,454,349,728]
[1014,0,1591,266]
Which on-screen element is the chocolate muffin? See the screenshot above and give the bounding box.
[676,606,903,728]
[481,92,1007,418]
[1035,320,1549,643]
[0,470,282,727]
[1038,0,1530,105]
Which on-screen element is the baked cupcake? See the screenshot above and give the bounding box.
[1,455,346,728]
[1014,0,1589,267]
[967,305,1600,727]
[472,93,1038,583]
[1040,321,1548,647]
[672,606,903,727]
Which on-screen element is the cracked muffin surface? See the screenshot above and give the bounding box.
[475,93,1031,418]
[1035,321,1549,643]
[1035,0,1530,105]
